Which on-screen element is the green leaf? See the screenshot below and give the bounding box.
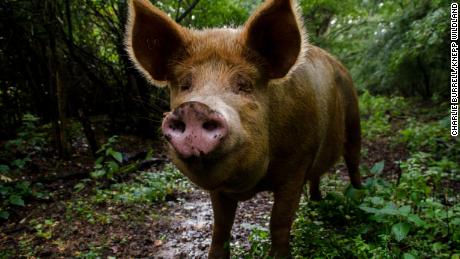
[398,205,411,216]
[450,217,460,226]
[0,185,11,195]
[370,161,385,174]
[6,139,22,148]
[107,161,119,172]
[0,210,10,219]
[11,159,27,170]
[344,185,364,202]
[392,222,410,241]
[90,170,106,178]
[104,147,112,157]
[16,181,31,193]
[9,195,25,206]
[34,191,49,200]
[432,242,445,252]
[110,150,123,163]
[402,253,417,259]
[145,149,154,160]
[95,156,104,165]
[359,205,379,214]
[74,182,86,192]
[407,214,426,227]
[0,164,10,174]
[370,196,385,205]
[378,207,400,216]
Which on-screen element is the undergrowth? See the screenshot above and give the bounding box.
[237,94,459,258]
[67,163,191,225]
[0,114,49,219]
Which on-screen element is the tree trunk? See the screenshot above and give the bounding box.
[117,1,155,137]
[417,56,431,99]
[78,109,99,156]
[46,0,70,158]
[56,70,70,158]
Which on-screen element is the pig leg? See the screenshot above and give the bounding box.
[308,175,322,201]
[209,191,238,259]
[269,184,303,258]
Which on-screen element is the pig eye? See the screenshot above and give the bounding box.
[179,76,192,92]
[180,84,191,91]
[234,75,253,94]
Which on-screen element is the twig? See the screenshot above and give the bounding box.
[176,0,200,23]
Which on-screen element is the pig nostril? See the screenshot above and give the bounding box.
[169,119,186,133]
[202,120,220,131]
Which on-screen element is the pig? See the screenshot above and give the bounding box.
[125,0,362,257]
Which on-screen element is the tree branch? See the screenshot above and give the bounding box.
[175,0,183,21]
[176,0,200,23]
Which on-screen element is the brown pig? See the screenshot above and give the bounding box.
[125,0,362,257]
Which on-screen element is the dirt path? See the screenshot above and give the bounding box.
[152,187,273,258]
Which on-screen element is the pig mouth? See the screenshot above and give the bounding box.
[168,146,242,191]
[169,142,263,193]
[170,144,227,164]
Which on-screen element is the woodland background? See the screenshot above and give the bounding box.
[0,0,458,258]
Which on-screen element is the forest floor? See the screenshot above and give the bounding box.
[1,95,459,258]
[0,135,407,258]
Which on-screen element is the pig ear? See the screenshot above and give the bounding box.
[242,0,305,79]
[125,0,188,86]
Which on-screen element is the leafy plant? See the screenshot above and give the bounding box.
[30,219,57,240]
[359,91,408,139]
[244,143,458,258]
[1,114,46,182]
[65,199,111,225]
[65,163,190,228]
[5,114,46,152]
[233,226,271,259]
[399,117,460,161]
[0,114,50,219]
[92,164,190,205]
[0,181,49,219]
[90,135,126,180]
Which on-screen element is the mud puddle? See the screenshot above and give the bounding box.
[153,187,273,258]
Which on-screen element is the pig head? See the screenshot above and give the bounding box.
[125,0,362,258]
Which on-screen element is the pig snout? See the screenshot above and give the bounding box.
[162,101,228,158]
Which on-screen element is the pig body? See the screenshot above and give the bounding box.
[126,0,361,257]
